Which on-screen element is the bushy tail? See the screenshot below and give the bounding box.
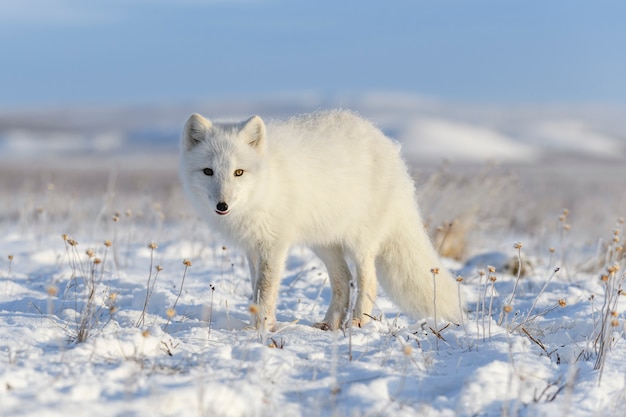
[376,211,464,324]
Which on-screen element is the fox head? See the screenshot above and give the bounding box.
[180,114,268,218]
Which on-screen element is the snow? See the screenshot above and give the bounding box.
[1,98,626,416]
[529,120,625,159]
[401,118,539,163]
[0,183,624,417]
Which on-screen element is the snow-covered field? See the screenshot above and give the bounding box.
[1,97,626,416]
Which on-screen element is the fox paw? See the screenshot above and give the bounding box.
[312,322,333,331]
[250,315,277,332]
[313,318,366,331]
[352,318,364,328]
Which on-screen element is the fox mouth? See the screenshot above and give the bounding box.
[215,209,230,216]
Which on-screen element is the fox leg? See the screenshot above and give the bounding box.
[252,245,288,331]
[353,254,377,327]
[246,251,259,294]
[312,245,352,330]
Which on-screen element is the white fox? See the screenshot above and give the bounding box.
[180,110,462,330]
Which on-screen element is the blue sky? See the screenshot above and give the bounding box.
[1,0,625,107]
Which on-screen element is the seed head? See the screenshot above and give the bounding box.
[8,254,13,261]
[456,275,464,283]
[549,247,555,254]
[402,344,413,356]
[104,240,112,247]
[93,258,101,265]
[147,242,158,250]
[62,234,68,241]
[562,208,570,216]
[183,259,192,267]
[85,249,95,258]
[155,265,163,272]
[489,275,497,282]
[611,319,620,327]
[430,268,440,275]
[558,299,567,308]
[513,241,523,250]
[166,308,176,318]
[141,329,150,338]
[47,286,58,297]
[503,305,513,314]
[249,304,260,315]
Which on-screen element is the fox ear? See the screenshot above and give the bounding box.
[239,115,266,154]
[183,113,212,150]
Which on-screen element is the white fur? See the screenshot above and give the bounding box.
[180,110,463,330]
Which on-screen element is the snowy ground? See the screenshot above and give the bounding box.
[1,98,626,416]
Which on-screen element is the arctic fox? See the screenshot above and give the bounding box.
[180,110,462,331]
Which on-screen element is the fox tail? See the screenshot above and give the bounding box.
[376,207,463,324]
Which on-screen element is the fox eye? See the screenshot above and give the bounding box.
[202,168,214,176]
[234,169,244,177]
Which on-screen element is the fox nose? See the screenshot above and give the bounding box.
[216,202,229,213]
